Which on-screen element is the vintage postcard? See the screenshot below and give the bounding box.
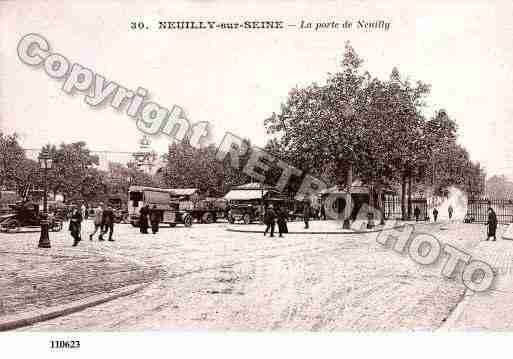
[1,0,512,357]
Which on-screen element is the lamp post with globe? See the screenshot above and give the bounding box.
[38,149,53,248]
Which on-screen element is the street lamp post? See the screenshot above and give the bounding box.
[38,150,53,248]
[338,144,355,230]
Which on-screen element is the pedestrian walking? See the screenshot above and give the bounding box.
[277,206,288,237]
[414,206,421,222]
[263,204,276,237]
[320,203,327,221]
[448,205,454,220]
[80,203,86,219]
[433,208,439,222]
[89,203,104,241]
[100,205,115,242]
[150,205,161,234]
[139,204,150,234]
[303,200,310,229]
[485,207,498,241]
[69,207,83,247]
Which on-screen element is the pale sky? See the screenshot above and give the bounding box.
[1,0,513,177]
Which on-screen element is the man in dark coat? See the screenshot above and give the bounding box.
[264,205,276,237]
[69,207,82,247]
[433,208,439,222]
[485,207,498,241]
[100,205,115,241]
[414,206,421,222]
[448,205,454,220]
[139,205,150,234]
[276,206,288,237]
[303,200,310,229]
[150,205,161,234]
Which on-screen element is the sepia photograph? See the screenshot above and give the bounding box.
[1,0,513,357]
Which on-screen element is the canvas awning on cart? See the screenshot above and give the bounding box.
[224,189,269,201]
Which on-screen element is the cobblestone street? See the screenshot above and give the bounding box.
[1,220,509,331]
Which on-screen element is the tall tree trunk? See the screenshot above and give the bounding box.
[375,184,385,225]
[407,173,412,220]
[343,161,353,229]
[401,172,407,220]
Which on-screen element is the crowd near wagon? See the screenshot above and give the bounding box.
[3,177,481,233]
[128,186,194,227]
[223,183,296,224]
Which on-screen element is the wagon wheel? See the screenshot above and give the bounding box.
[228,215,235,224]
[202,212,214,224]
[3,219,20,232]
[243,214,251,224]
[183,215,193,227]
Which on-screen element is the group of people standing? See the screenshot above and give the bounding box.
[412,205,454,222]
[138,204,161,234]
[425,204,498,241]
[68,203,116,246]
[263,201,313,237]
[263,204,289,237]
[68,203,162,246]
[431,205,453,222]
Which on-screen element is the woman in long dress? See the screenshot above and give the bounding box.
[485,207,498,241]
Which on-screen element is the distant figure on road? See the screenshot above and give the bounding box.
[303,200,310,229]
[89,203,104,241]
[448,205,454,220]
[264,204,276,237]
[139,205,150,234]
[320,203,326,221]
[69,207,83,247]
[81,203,86,219]
[100,206,115,242]
[433,208,439,222]
[485,207,498,241]
[414,206,421,222]
[150,205,161,234]
[277,206,288,237]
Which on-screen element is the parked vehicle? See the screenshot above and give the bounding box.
[227,202,263,224]
[0,201,63,232]
[224,183,297,224]
[189,198,229,223]
[128,186,193,227]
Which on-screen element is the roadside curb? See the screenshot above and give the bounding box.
[226,224,408,235]
[225,220,449,235]
[0,282,150,332]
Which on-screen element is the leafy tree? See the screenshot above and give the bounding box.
[0,132,26,190]
[44,141,100,202]
[161,143,224,196]
[486,175,513,199]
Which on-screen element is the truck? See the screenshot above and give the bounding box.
[180,197,229,223]
[166,189,229,224]
[223,183,293,224]
[128,186,193,227]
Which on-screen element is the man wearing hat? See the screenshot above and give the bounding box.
[89,202,104,241]
[264,204,277,237]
